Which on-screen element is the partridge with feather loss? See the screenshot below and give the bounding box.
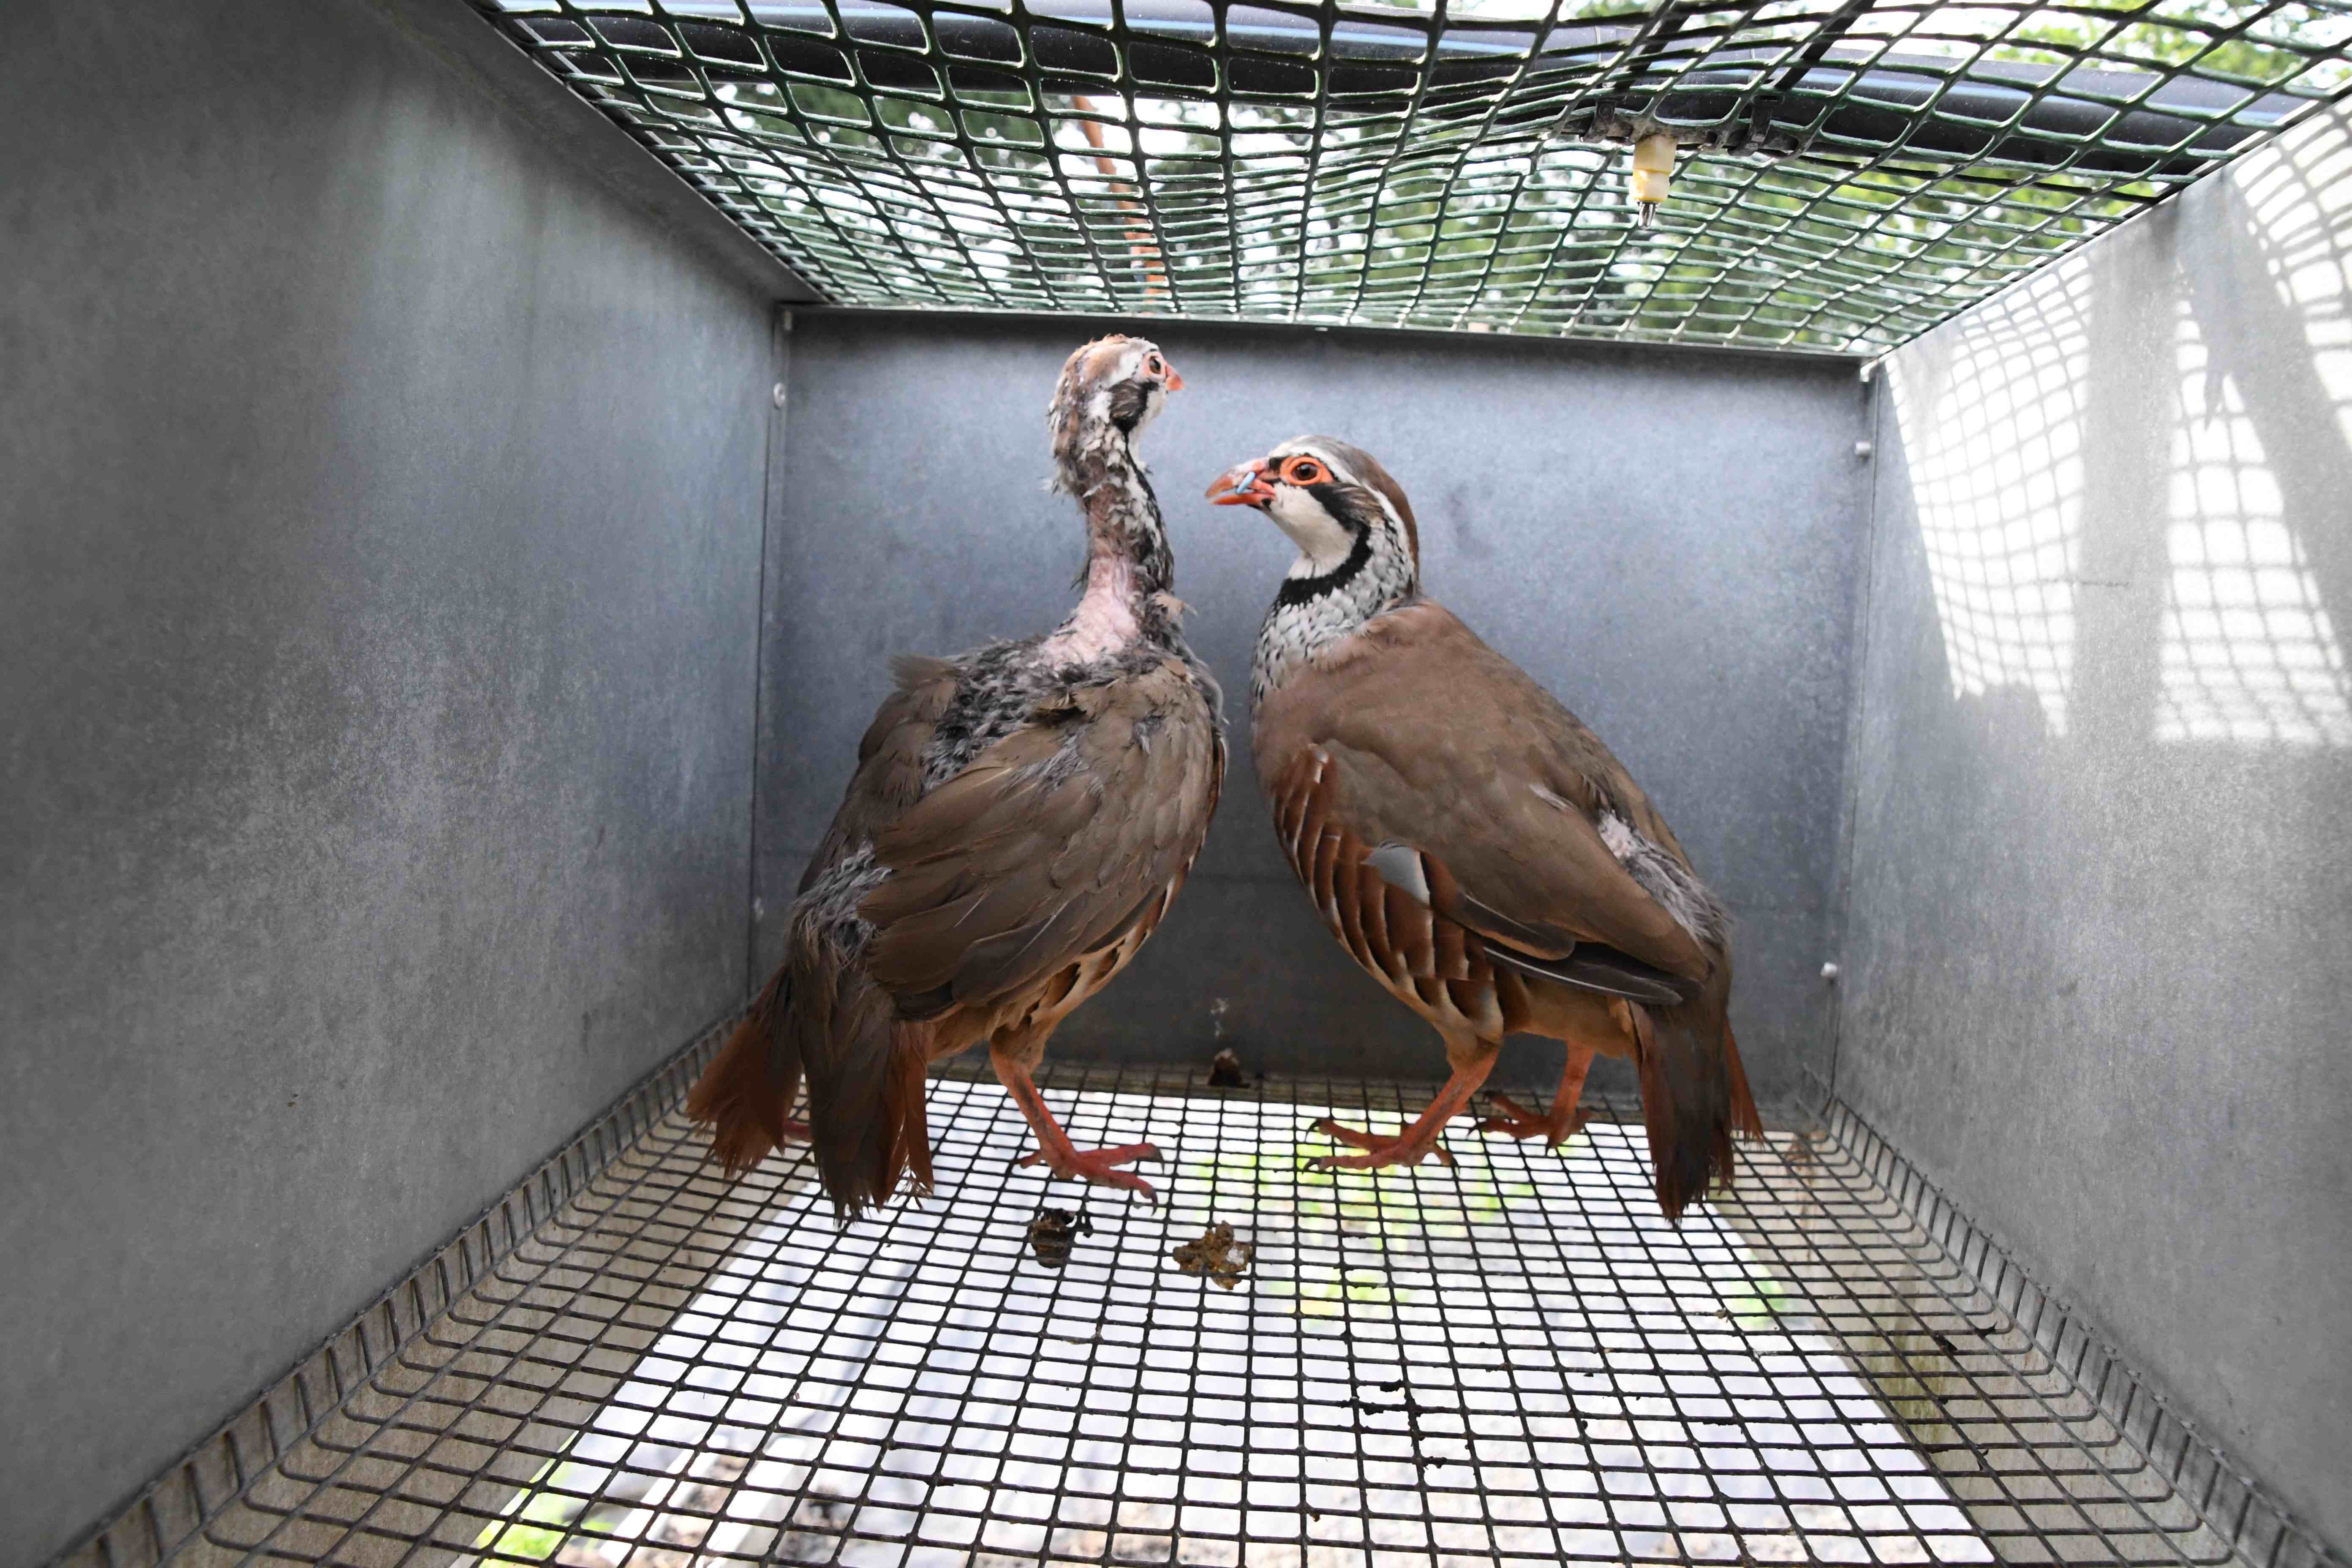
[689,338,1224,1215]
[1208,438,1760,1221]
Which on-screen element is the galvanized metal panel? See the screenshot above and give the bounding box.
[0,3,778,1560]
[1839,102,2352,1554]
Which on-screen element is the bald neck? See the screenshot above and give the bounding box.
[1044,422,1175,665]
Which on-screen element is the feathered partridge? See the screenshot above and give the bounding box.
[1208,437,1760,1220]
[689,338,1224,1215]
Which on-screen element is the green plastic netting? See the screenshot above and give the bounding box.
[477,0,2352,352]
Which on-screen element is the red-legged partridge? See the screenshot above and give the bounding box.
[689,338,1224,1215]
[1209,437,1759,1220]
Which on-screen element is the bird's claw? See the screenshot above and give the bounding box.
[1304,1117,1454,1171]
[1015,1141,1161,1201]
[1475,1095,1586,1148]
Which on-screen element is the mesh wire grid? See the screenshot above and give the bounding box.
[473,0,2352,352]
[59,1030,2341,1568]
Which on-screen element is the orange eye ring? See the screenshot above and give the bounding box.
[1280,456,1327,485]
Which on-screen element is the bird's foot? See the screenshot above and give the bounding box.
[1305,1117,1455,1171]
[1475,1094,1587,1148]
[1016,1141,1160,1200]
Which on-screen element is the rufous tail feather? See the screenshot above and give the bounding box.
[794,927,941,1217]
[1723,1021,1765,1142]
[885,1023,936,1199]
[686,968,803,1177]
[1631,983,1750,1223]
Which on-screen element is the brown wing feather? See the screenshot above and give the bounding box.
[862,657,1221,1018]
[1253,602,1708,982]
[801,654,963,892]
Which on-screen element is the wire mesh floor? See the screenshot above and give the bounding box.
[77,1051,2305,1568]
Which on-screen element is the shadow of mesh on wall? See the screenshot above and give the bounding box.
[474,0,2352,351]
[61,1048,2338,1568]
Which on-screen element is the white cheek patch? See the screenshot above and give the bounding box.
[1271,490,1354,572]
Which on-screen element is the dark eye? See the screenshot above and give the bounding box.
[1145,354,1165,376]
[1284,457,1326,485]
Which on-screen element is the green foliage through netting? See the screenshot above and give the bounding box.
[479,0,2352,351]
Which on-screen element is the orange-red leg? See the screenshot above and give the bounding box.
[1309,1053,1495,1172]
[991,1048,1160,1200]
[1479,1042,1596,1147]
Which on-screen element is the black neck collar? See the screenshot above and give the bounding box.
[1276,525,1373,609]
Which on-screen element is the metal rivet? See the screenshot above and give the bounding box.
[1854,440,1873,460]
[1821,962,1841,981]
[771,382,788,408]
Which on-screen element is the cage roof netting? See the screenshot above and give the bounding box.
[478,0,2352,353]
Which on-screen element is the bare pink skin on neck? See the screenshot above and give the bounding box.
[1040,550,1141,664]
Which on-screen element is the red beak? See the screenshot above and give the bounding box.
[1206,459,1275,508]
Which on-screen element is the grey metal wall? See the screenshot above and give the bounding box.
[0,3,791,1561]
[1839,106,2352,1548]
[757,315,1871,1103]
